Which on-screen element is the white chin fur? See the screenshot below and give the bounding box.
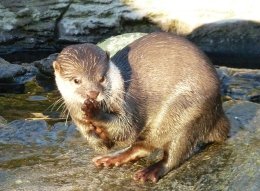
[54,61,123,106]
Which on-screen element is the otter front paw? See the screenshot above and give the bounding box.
[81,98,99,120]
[89,124,109,143]
[92,152,130,167]
[87,124,114,151]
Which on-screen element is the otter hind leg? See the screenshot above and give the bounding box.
[133,135,193,183]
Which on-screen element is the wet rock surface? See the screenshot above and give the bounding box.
[0,101,259,190]
[217,66,260,103]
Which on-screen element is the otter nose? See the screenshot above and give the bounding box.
[88,91,99,99]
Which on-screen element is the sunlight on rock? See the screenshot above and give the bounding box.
[124,0,260,33]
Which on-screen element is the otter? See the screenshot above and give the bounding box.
[53,32,230,182]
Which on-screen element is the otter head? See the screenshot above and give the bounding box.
[53,43,124,112]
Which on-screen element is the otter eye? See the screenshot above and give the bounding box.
[73,78,81,84]
[99,76,105,83]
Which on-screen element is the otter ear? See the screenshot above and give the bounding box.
[53,61,61,72]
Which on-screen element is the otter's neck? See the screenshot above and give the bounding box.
[105,61,125,112]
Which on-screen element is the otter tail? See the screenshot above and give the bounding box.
[206,114,230,143]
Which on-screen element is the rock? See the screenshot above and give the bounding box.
[0,120,80,146]
[124,0,260,33]
[0,4,17,31]
[98,33,146,56]
[0,58,26,82]
[0,57,39,93]
[0,0,159,63]
[0,100,259,190]
[0,0,71,62]
[0,57,11,65]
[188,21,260,69]
[58,0,158,44]
[31,53,58,91]
[193,100,260,191]
[124,1,260,68]
[33,53,58,76]
[0,120,49,146]
[20,63,39,81]
[217,66,260,103]
[224,100,260,136]
[1,1,260,68]
[0,58,27,93]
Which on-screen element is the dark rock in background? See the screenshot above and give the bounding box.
[0,0,160,63]
[188,21,260,69]
[0,57,38,93]
[0,60,26,82]
[33,53,57,77]
[0,1,259,68]
[57,0,159,43]
[0,0,71,62]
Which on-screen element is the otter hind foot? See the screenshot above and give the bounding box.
[133,161,165,183]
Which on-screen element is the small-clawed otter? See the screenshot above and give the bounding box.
[53,32,230,182]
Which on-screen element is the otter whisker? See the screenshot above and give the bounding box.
[114,89,136,101]
[63,104,72,126]
[61,105,69,118]
[47,97,64,111]
[56,101,66,112]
